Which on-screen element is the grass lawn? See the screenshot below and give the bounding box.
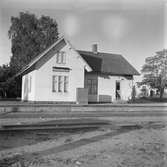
[129,97,167,103]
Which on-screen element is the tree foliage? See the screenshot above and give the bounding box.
[0,12,59,98]
[0,64,21,98]
[141,49,167,99]
[8,12,59,72]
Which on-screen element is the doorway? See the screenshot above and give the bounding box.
[116,81,121,100]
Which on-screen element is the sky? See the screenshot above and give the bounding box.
[0,0,166,81]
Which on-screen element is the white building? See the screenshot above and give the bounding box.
[20,37,139,103]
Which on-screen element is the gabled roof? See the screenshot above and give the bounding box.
[18,36,139,76]
[78,50,140,75]
[18,37,92,76]
[17,37,66,76]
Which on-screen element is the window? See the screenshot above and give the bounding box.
[58,76,63,92]
[64,76,69,92]
[52,75,69,93]
[56,51,66,64]
[57,53,61,64]
[87,79,97,94]
[61,52,66,63]
[92,79,97,94]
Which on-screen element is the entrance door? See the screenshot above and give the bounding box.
[116,81,121,100]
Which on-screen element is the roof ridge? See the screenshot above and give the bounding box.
[77,50,102,59]
[78,49,140,75]
[77,49,122,56]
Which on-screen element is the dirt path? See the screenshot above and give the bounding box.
[1,122,167,167]
[40,123,167,167]
[27,125,141,157]
[0,125,141,166]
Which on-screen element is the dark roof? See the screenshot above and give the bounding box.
[78,50,140,75]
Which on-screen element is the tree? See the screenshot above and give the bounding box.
[141,49,167,100]
[0,12,59,98]
[8,12,59,72]
[0,64,22,98]
[0,64,11,97]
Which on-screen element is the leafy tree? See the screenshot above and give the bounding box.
[0,12,59,98]
[141,49,167,99]
[0,65,11,97]
[0,64,21,98]
[8,12,59,72]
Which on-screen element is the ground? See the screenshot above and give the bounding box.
[49,125,167,167]
[0,121,167,167]
[0,102,167,167]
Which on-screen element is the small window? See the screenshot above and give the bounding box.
[56,51,66,64]
[56,53,61,64]
[62,52,66,63]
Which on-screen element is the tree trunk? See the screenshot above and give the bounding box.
[160,87,164,101]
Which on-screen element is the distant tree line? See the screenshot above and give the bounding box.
[0,12,59,98]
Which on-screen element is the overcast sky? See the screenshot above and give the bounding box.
[0,0,166,80]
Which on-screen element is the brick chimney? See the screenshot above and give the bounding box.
[92,44,98,54]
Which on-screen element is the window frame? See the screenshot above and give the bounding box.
[58,76,63,92]
[56,51,66,64]
[52,75,69,93]
[87,78,97,95]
